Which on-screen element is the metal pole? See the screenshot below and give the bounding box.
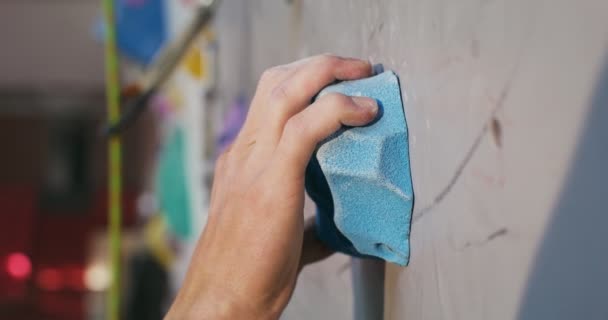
[101,0,122,319]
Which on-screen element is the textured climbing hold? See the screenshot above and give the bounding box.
[305,71,414,266]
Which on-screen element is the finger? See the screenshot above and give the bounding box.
[235,55,371,158]
[273,93,378,175]
[233,61,301,146]
[268,54,372,129]
[298,217,334,271]
[258,54,362,100]
[244,56,319,122]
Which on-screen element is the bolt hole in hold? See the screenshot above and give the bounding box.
[374,243,403,263]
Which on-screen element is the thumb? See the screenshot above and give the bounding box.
[299,217,334,271]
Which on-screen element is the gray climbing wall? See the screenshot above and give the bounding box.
[215,0,608,319]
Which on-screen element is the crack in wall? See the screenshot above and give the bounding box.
[412,70,516,224]
[462,227,509,249]
[409,2,541,224]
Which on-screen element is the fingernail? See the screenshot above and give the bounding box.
[372,63,384,75]
[352,96,378,114]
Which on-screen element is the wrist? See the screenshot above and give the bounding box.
[166,287,279,320]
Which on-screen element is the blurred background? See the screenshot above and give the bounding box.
[1,0,607,319]
[0,0,222,319]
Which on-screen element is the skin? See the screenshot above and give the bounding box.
[165,54,377,320]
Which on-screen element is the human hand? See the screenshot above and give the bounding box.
[165,54,377,320]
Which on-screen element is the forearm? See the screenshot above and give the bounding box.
[165,279,279,320]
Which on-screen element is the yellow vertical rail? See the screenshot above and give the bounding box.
[101,0,122,319]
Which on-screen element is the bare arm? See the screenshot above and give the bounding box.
[165,54,377,320]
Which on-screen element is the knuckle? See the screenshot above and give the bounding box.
[322,92,351,108]
[259,66,283,83]
[259,69,274,84]
[314,53,340,68]
[270,83,290,104]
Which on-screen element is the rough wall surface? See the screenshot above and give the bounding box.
[216,0,608,319]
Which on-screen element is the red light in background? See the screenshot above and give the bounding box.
[64,265,84,291]
[5,252,31,280]
[36,268,63,291]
